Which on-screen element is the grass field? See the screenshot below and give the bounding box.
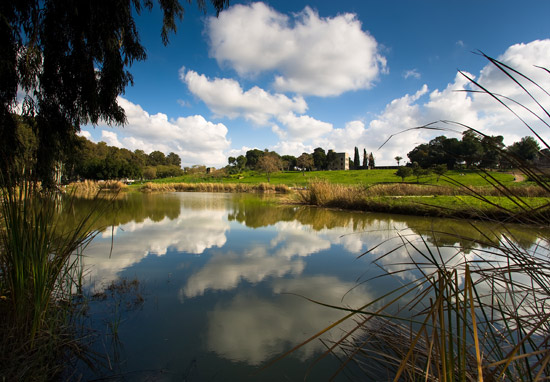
[135,168,518,188]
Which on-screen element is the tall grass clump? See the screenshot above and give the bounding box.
[69,180,127,194]
[0,180,103,380]
[140,181,291,193]
[297,180,364,207]
[270,55,550,380]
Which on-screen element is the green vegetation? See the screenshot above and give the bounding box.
[1,0,228,187]
[0,182,104,380]
[142,168,517,187]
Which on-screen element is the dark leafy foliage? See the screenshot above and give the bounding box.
[0,0,228,186]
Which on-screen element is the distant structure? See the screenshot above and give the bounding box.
[328,152,349,171]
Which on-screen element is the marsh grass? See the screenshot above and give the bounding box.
[69,180,128,194]
[139,181,290,193]
[270,55,550,380]
[295,180,550,221]
[0,181,106,380]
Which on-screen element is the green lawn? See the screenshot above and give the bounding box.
[141,168,517,188]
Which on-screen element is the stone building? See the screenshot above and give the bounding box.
[328,152,349,170]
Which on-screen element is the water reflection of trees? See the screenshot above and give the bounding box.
[227,199,544,250]
[67,192,545,256]
[66,193,182,230]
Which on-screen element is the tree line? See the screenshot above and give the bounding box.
[392,131,545,183]
[404,131,543,170]
[227,146,376,175]
[12,116,184,182]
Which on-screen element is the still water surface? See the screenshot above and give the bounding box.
[73,192,542,380]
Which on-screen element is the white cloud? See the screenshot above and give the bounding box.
[84,207,230,286]
[271,140,313,157]
[85,97,231,167]
[77,130,92,140]
[404,69,421,79]
[180,247,305,299]
[182,69,307,125]
[277,112,333,140]
[206,276,372,365]
[101,130,123,148]
[207,2,386,96]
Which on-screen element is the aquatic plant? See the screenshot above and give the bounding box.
[0,180,104,380]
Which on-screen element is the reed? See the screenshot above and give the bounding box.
[271,55,550,380]
[139,181,291,193]
[0,181,104,380]
[69,180,128,193]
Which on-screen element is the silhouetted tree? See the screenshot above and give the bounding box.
[312,147,327,170]
[1,0,228,186]
[508,136,540,162]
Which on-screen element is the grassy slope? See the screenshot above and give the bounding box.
[140,169,517,188]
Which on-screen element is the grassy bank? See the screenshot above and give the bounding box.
[68,173,548,220]
[292,180,550,222]
[139,168,518,188]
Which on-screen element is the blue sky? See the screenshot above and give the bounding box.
[81,0,550,167]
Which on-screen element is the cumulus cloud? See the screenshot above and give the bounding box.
[181,69,307,125]
[206,2,386,96]
[84,97,231,167]
[101,130,123,148]
[276,112,333,140]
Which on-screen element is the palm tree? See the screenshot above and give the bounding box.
[394,156,402,166]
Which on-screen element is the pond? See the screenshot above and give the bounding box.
[70,192,545,381]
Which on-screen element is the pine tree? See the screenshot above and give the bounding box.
[354,147,360,170]
[363,149,368,168]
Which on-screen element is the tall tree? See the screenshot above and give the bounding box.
[245,149,264,169]
[394,156,402,166]
[166,152,182,167]
[363,149,368,169]
[353,147,360,170]
[256,154,282,182]
[148,150,167,166]
[508,136,540,162]
[236,155,247,172]
[312,147,327,170]
[281,155,297,171]
[297,153,313,175]
[460,130,483,168]
[1,0,229,186]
